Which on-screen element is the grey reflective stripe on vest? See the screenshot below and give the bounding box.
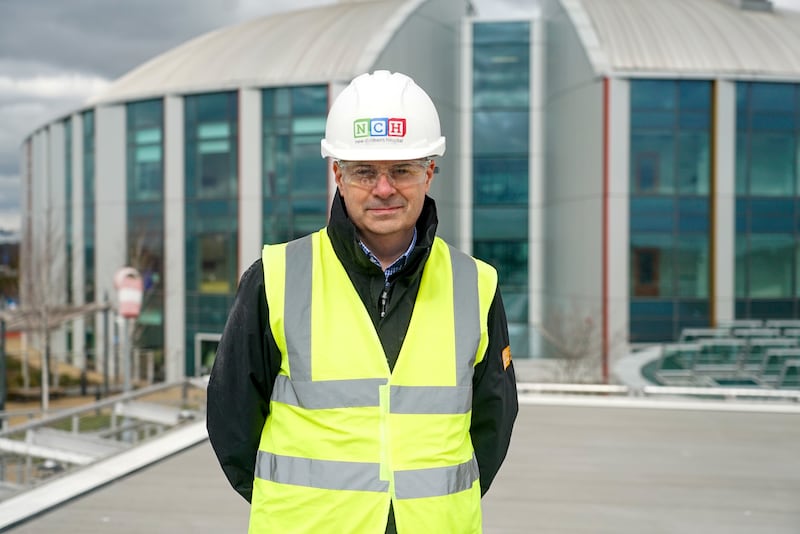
[448,244,481,386]
[284,235,314,382]
[255,451,389,493]
[394,455,480,499]
[254,451,478,499]
[390,385,471,414]
[273,375,470,413]
[272,374,388,408]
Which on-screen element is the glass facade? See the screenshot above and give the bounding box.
[629,80,712,341]
[82,110,95,363]
[471,21,531,355]
[262,86,329,243]
[64,118,73,304]
[184,92,238,374]
[735,82,800,318]
[126,99,165,356]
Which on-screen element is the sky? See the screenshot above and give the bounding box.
[0,0,798,233]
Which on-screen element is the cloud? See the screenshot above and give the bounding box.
[0,74,110,100]
[0,0,327,79]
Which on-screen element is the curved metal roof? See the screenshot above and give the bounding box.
[88,0,424,105]
[563,0,800,79]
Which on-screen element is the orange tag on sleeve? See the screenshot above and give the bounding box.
[502,346,512,370]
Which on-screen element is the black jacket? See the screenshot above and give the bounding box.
[207,191,518,529]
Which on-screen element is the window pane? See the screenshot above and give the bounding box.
[678,112,710,130]
[473,43,530,108]
[751,113,796,131]
[749,234,794,298]
[199,122,230,139]
[630,197,674,233]
[735,135,748,195]
[678,81,711,111]
[292,86,328,115]
[631,80,676,111]
[634,153,659,193]
[750,198,794,233]
[630,234,673,296]
[473,21,530,44]
[135,128,161,144]
[199,234,231,294]
[134,161,162,198]
[200,152,232,196]
[292,117,325,135]
[275,88,290,116]
[473,207,527,240]
[291,138,327,195]
[750,82,796,113]
[136,145,161,163]
[262,89,275,117]
[630,133,675,194]
[473,111,529,155]
[677,197,709,233]
[751,299,795,318]
[473,240,528,289]
[631,247,661,297]
[677,132,709,194]
[199,140,230,154]
[631,111,674,130]
[675,235,709,297]
[749,132,795,195]
[474,158,528,205]
[735,238,748,298]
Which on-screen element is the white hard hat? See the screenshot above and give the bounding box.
[321,70,446,161]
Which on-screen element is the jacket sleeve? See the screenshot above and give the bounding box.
[206,259,281,503]
[470,287,518,496]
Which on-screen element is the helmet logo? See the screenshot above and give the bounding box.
[354,118,407,139]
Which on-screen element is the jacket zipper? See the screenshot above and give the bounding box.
[380,285,389,319]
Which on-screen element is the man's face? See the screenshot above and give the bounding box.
[334,159,435,246]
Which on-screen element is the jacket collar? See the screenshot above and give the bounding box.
[326,189,439,277]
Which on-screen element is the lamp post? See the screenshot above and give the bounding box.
[114,268,143,443]
[113,268,143,396]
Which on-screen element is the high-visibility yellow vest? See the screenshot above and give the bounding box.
[250,229,497,533]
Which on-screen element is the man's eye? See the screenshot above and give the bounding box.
[354,168,376,177]
[392,167,411,176]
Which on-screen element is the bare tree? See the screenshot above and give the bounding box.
[537,304,628,383]
[12,207,108,410]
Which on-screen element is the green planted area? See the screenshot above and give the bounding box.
[647,319,800,389]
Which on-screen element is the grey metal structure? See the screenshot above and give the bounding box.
[0,379,206,506]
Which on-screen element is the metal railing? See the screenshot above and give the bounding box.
[0,378,206,501]
[517,382,800,402]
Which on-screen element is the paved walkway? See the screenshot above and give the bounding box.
[5,401,800,533]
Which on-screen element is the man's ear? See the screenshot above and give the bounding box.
[333,160,344,189]
[425,159,436,186]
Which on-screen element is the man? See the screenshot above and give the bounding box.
[207,70,517,533]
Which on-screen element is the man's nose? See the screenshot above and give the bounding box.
[372,173,396,197]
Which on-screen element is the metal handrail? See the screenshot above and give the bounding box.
[641,385,800,401]
[518,383,630,395]
[0,408,41,420]
[0,379,198,437]
[516,382,800,402]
